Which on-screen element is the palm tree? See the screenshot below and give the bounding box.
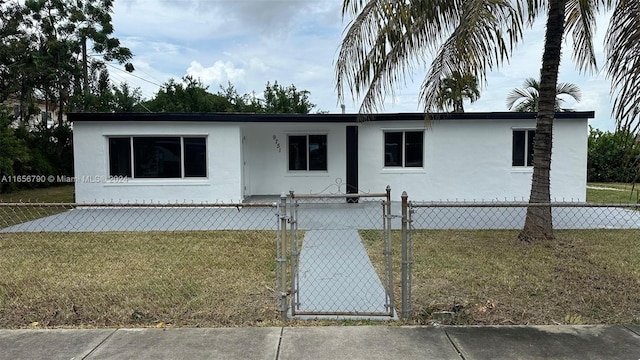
[336,0,639,241]
[506,78,582,112]
[437,71,480,112]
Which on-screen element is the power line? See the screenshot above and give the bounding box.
[108,71,156,100]
[90,53,166,86]
[103,61,164,87]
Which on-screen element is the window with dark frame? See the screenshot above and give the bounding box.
[184,137,207,177]
[108,136,207,178]
[384,131,424,168]
[109,138,132,177]
[288,134,327,171]
[512,130,535,167]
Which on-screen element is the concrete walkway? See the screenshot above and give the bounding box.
[3,204,640,233]
[293,229,393,318]
[1,325,639,360]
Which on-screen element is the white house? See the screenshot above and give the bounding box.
[69,111,593,203]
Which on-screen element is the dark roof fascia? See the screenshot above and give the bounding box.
[68,111,595,123]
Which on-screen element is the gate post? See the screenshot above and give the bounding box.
[401,191,411,320]
[277,193,288,319]
[384,185,394,316]
[289,190,299,316]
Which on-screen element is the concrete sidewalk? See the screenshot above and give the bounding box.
[1,325,639,360]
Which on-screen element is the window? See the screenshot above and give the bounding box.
[108,136,207,178]
[288,134,327,171]
[384,131,424,168]
[109,138,132,177]
[512,130,535,167]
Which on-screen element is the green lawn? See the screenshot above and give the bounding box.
[0,185,74,203]
[0,231,278,328]
[3,184,640,327]
[587,183,639,204]
[362,229,640,325]
[1,183,638,205]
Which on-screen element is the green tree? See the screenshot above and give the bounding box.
[336,1,639,241]
[78,70,143,112]
[20,0,133,123]
[588,127,640,183]
[0,2,41,125]
[216,82,262,112]
[506,77,582,112]
[145,78,317,114]
[0,110,30,193]
[145,76,232,112]
[436,71,480,112]
[261,81,316,114]
[112,82,144,112]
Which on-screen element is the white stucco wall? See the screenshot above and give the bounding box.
[73,121,243,203]
[73,115,588,204]
[357,118,588,201]
[241,122,348,196]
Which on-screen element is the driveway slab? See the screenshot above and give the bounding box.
[444,325,640,360]
[86,328,280,360]
[279,326,461,360]
[0,329,115,360]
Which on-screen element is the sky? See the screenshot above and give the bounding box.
[108,0,617,131]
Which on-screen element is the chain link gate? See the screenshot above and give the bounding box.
[282,187,395,318]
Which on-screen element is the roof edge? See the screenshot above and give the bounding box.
[68,111,595,123]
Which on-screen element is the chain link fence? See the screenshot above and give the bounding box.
[3,195,639,327]
[408,202,640,230]
[404,201,640,323]
[0,201,278,328]
[286,190,395,318]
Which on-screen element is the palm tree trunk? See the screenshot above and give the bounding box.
[519,0,566,241]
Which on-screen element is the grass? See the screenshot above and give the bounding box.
[0,186,75,228]
[587,183,639,204]
[0,231,279,328]
[3,184,640,327]
[362,229,640,325]
[0,185,75,203]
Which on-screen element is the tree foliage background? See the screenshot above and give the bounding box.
[1,0,132,193]
[143,77,317,114]
[1,1,318,194]
[587,127,640,183]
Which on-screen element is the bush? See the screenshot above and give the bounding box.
[0,113,31,193]
[587,126,640,183]
[1,109,74,193]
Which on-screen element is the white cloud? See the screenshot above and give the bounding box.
[186,61,246,86]
[109,2,620,123]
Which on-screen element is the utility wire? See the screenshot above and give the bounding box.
[103,61,164,87]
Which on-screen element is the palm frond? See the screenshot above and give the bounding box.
[506,86,538,110]
[336,0,462,114]
[556,82,582,102]
[418,0,524,112]
[565,0,598,73]
[521,0,548,24]
[336,0,523,115]
[606,0,640,133]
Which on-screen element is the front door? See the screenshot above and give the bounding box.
[346,126,358,202]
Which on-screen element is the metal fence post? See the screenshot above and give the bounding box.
[277,193,288,319]
[384,185,394,316]
[289,190,299,316]
[401,191,410,320]
[407,199,413,320]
